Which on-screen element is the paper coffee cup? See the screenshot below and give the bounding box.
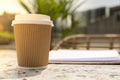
[12,14,53,67]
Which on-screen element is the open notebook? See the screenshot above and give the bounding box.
[49,50,120,64]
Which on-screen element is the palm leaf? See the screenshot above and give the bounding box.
[18,0,31,13]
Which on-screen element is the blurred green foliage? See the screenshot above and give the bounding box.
[0,32,14,40]
[0,32,14,44]
[18,0,73,21]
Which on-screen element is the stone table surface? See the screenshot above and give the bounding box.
[0,50,120,80]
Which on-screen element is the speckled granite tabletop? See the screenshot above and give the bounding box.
[0,58,120,80]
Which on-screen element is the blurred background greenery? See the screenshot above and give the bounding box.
[0,12,14,46]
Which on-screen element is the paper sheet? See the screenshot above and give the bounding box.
[49,50,120,62]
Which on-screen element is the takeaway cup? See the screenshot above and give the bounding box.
[12,14,53,68]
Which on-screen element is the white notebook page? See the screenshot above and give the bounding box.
[49,50,120,62]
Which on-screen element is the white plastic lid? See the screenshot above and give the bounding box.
[12,14,53,26]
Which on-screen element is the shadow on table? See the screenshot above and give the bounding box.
[0,67,46,79]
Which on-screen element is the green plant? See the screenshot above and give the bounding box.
[18,0,71,21]
[0,32,14,44]
[18,0,84,27]
[0,32,14,40]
